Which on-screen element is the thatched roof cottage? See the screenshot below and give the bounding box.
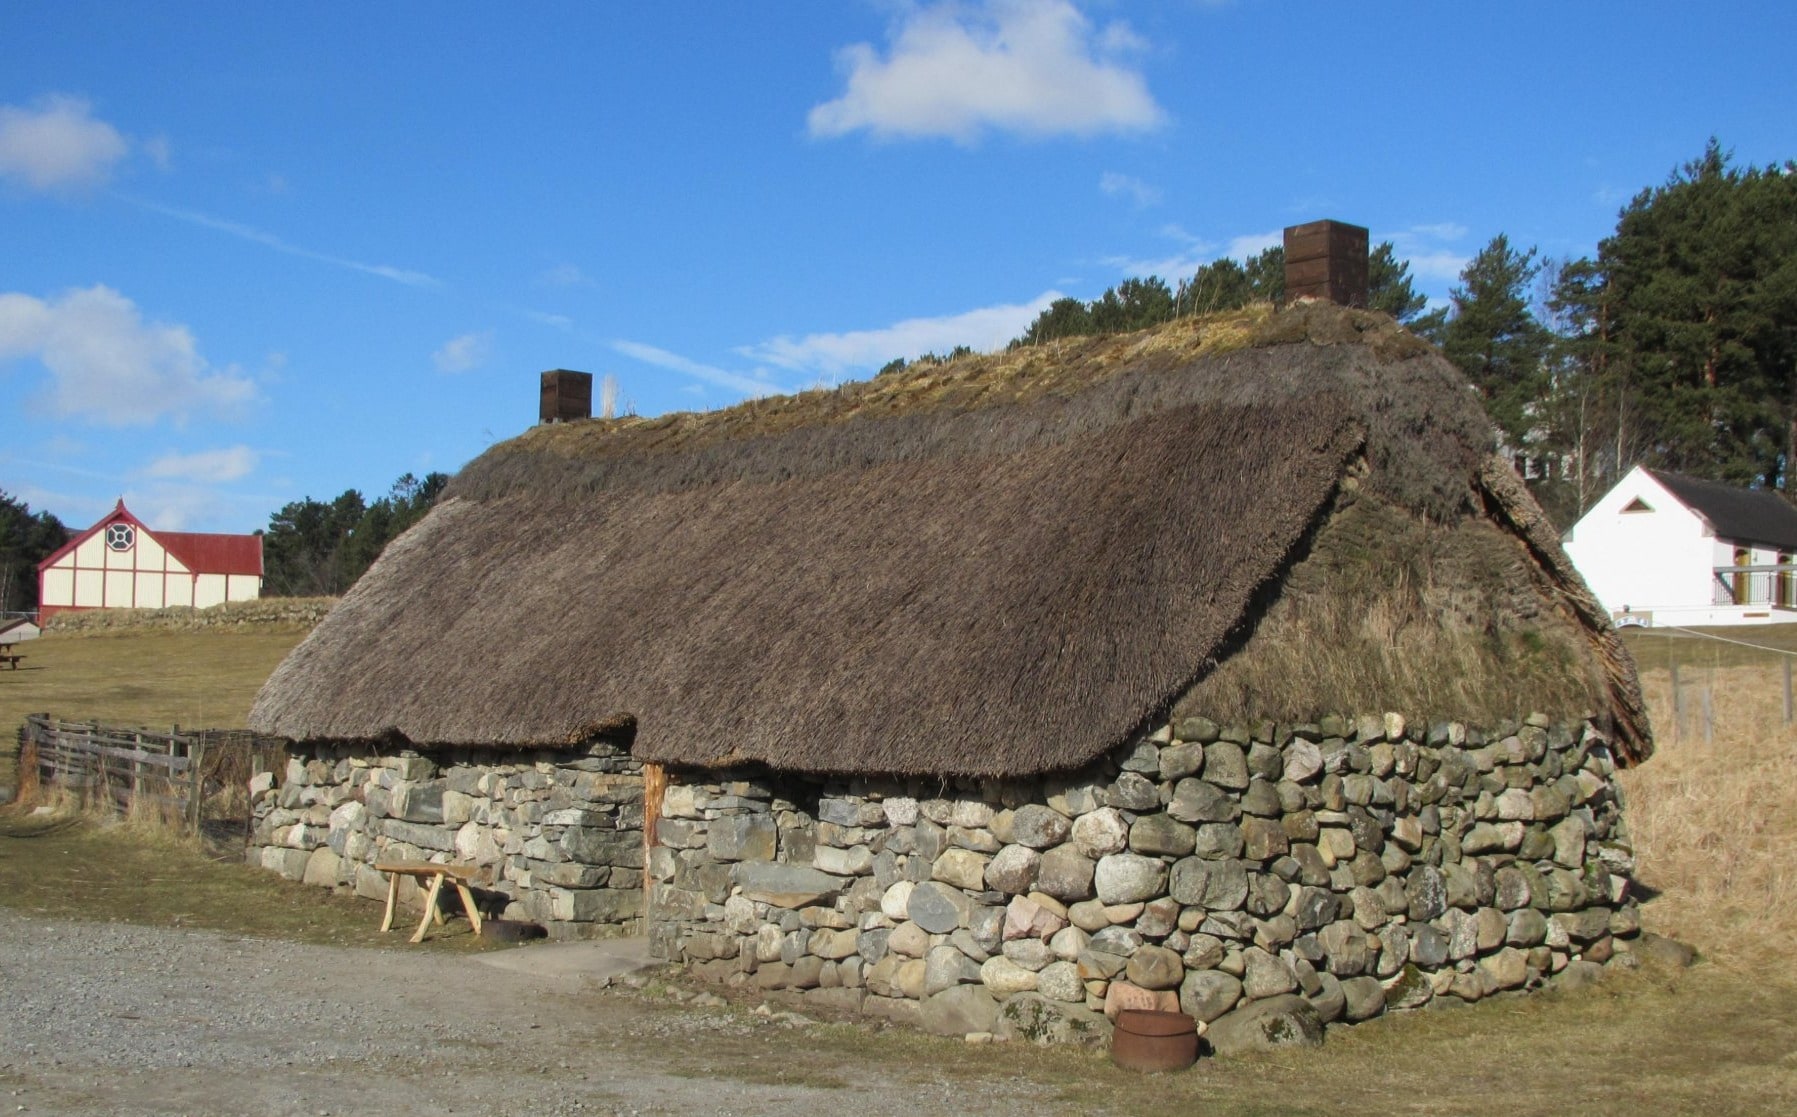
[250,300,1649,1048]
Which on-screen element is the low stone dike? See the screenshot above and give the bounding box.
[648,713,1639,1047]
[46,597,336,634]
[247,741,645,939]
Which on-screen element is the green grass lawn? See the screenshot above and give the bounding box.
[0,810,490,951]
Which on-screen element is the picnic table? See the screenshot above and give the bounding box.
[0,648,24,670]
[373,860,484,943]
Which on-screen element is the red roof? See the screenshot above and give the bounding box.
[36,500,262,576]
[158,531,264,576]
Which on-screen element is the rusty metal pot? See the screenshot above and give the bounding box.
[1110,1008,1199,1072]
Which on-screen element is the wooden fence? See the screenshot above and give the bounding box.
[17,715,287,830]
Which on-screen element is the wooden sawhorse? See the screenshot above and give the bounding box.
[373,860,484,943]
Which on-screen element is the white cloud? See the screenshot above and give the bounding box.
[741,292,1063,380]
[1104,225,1280,281]
[142,134,172,172]
[610,340,782,398]
[0,94,129,192]
[1224,229,1282,260]
[433,330,494,373]
[525,310,573,330]
[0,480,90,521]
[1403,251,1473,283]
[11,452,262,531]
[142,445,259,483]
[2,454,115,484]
[1099,171,1160,208]
[122,484,245,532]
[537,263,590,288]
[121,195,439,287]
[1096,20,1149,53]
[1377,224,1472,283]
[1407,222,1469,242]
[1103,223,1208,278]
[0,285,256,425]
[808,0,1165,143]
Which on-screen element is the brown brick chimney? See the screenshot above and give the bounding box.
[1283,220,1369,307]
[539,369,593,424]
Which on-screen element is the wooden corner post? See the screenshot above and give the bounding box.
[642,761,666,913]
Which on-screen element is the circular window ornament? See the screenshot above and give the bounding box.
[106,523,135,551]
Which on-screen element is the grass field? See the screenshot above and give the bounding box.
[0,808,491,952]
[1618,675,1797,971]
[0,626,309,796]
[2,622,1795,1114]
[1621,621,1797,671]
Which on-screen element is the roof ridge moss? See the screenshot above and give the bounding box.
[468,302,1426,472]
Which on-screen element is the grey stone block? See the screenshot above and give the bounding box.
[733,862,846,908]
[919,984,998,1036]
[1206,994,1324,1056]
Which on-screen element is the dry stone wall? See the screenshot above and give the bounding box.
[45,597,335,633]
[247,741,645,939]
[649,713,1638,1045]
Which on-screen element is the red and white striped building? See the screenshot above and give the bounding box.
[36,500,262,620]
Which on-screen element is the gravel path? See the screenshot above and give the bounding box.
[0,910,1062,1117]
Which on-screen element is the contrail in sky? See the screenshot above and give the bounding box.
[118,194,440,287]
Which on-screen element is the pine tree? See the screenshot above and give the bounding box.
[0,492,68,613]
[1011,241,1449,347]
[261,471,449,596]
[1014,297,1094,346]
[1242,245,1286,304]
[1368,242,1446,340]
[1177,258,1252,316]
[1599,139,1797,487]
[1442,234,1551,449]
[1534,256,1636,522]
[1090,277,1176,333]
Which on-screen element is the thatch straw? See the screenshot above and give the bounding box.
[1475,456,1651,760]
[250,303,1649,775]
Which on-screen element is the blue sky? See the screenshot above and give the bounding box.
[3,1,1793,534]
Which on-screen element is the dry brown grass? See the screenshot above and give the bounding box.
[1177,492,1603,727]
[0,627,309,799]
[9,721,236,851]
[0,628,309,731]
[1619,662,1797,969]
[505,303,1291,464]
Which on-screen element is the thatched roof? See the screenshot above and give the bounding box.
[250,302,1650,773]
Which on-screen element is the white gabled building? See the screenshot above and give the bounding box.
[36,500,263,620]
[1562,465,1797,627]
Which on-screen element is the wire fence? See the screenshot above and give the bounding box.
[1623,626,1797,745]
